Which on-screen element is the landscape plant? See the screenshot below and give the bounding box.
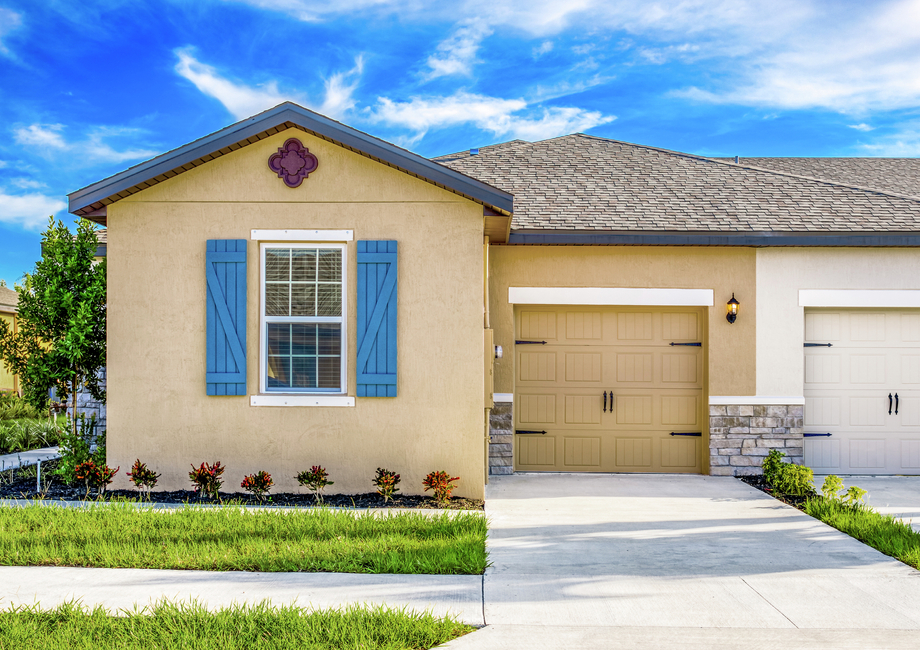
[759,449,816,498]
[0,218,106,437]
[126,459,161,498]
[189,461,225,500]
[240,470,274,501]
[423,471,460,505]
[74,459,119,498]
[296,465,333,503]
[372,467,401,503]
[54,414,104,485]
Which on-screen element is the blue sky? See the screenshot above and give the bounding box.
[2,0,920,286]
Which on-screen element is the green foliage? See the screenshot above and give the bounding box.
[189,462,225,500]
[771,462,816,498]
[296,465,334,503]
[53,414,103,485]
[0,503,489,575]
[126,459,160,495]
[373,467,401,503]
[805,497,920,571]
[821,474,845,500]
[843,485,868,506]
[0,418,63,455]
[74,459,119,498]
[0,217,106,428]
[240,471,274,500]
[423,471,460,504]
[0,392,43,420]
[761,449,785,486]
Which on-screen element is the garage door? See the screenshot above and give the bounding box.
[804,309,920,474]
[514,306,705,473]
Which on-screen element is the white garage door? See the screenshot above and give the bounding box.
[804,309,920,474]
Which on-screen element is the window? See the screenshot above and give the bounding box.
[260,243,346,393]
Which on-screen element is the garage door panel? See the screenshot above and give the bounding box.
[804,308,920,475]
[515,306,703,474]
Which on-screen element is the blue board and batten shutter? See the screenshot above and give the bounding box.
[206,240,247,395]
[357,240,398,396]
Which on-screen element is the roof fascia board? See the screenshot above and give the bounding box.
[508,231,920,247]
[68,104,512,215]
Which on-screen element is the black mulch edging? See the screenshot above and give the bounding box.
[0,460,484,510]
[737,474,811,510]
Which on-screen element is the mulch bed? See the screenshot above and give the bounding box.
[0,460,484,510]
[737,474,811,509]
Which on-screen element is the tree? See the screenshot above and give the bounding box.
[0,217,106,435]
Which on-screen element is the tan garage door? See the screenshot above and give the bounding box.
[805,309,920,475]
[514,306,705,473]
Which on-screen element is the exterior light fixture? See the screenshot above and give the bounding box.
[726,293,740,324]
[495,345,503,359]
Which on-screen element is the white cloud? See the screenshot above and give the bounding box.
[175,49,363,120]
[0,191,66,230]
[13,123,157,163]
[0,7,22,56]
[423,20,491,80]
[220,0,407,22]
[533,41,553,58]
[371,91,614,142]
[10,178,45,190]
[0,160,7,168]
[849,123,875,132]
[14,124,67,149]
[857,124,920,156]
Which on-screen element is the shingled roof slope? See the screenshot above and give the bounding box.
[435,134,920,233]
[712,157,920,199]
[0,286,19,313]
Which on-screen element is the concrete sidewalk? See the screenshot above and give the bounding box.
[0,566,484,624]
[445,473,920,649]
[0,446,60,472]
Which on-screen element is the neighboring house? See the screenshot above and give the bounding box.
[0,286,19,394]
[67,102,920,496]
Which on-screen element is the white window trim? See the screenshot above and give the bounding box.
[251,395,355,407]
[509,287,714,306]
[252,229,353,241]
[258,241,348,397]
[798,289,920,308]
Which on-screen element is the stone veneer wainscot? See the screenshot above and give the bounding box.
[489,402,513,475]
[709,404,804,476]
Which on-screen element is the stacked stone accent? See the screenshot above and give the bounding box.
[489,402,513,475]
[709,404,804,476]
[73,368,107,434]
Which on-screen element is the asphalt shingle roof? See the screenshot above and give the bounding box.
[0,286,19,313]
[435,135,920,233]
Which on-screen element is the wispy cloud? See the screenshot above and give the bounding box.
[857,123,920,157]
[10,178,46,190]
[849,123,874,132]
[371,91,614,143]
[533,41,553,58]
[175,49,363,120]
[13,124,158,163]
[423,20,491,80]
[0,7,22,56]
[0,190,66,230]
[220,0,408,22]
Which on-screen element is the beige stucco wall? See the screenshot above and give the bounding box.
[489,246,757,399]
[0,312,15,392]
[756,248,920,397]
[106,128,486,498]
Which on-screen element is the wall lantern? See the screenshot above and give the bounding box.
[726,293,740,324]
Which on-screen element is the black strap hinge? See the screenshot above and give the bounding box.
[669,342,702,347]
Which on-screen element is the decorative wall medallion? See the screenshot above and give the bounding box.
[268,138,319,188]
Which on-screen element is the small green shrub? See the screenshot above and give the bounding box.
[126,459,160,496]
[843,485,868,506]
[373,467,401,503]
[761,449,785,485]
[821,474,844,500]
[423,471,459,505]
[54,415,102,485]
[0,393,42,421]
[241,470,274,501]
[296,466,333,503]
[189,461,225,500]
[772,462,816,498]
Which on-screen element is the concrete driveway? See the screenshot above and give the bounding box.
[816,475,920,532]
[447,473,920,649]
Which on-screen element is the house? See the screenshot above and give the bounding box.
[67,102,920,496]
[0,286,19,394]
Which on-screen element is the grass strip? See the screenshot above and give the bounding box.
[805,498,920,570]
[0,502,488,574]
[0,600,474,650]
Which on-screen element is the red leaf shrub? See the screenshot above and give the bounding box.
[241,470,274,500]
[373,467,401,503]
[188,461,225,500]
[423,470,459,505]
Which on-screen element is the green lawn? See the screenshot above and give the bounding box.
[805,498,920,570]
[0,502,488,574]
[0,601,474,650]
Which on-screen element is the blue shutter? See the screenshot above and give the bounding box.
[206,240,247,395]
[357,240,398,396]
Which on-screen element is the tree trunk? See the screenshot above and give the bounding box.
[71,373,79,439]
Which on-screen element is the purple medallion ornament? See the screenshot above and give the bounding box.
[268,138,319,188]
